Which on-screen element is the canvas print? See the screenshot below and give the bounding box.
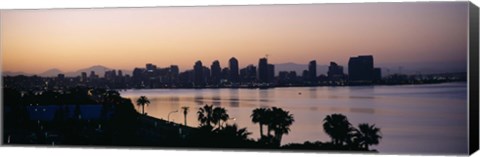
[1,2,477,155]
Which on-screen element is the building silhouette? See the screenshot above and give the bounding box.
[194,61,204,86]
[210,60,222,85]
[221,68,230,83]
[268,64,275,83]
[170,65,179,76]
[229,57,239,83]
[258,58,268,83]
[146,63,156,72]
[170,65,179,80]
[373,68,382,83]
[5,55,396,89]
[203,66,211,85]
[308,60,317,83]
[118,70,123,77]
[348,55,374,84]
[240,64,257,83]
[327,62,345,82]
[89,71,96,79]
[302,70,309,81]
[81,72,87,82]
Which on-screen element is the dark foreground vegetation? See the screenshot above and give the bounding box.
[3,86,381,152]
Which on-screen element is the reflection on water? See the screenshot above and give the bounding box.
[120,82,468,154]
[229,89,239,107]
[308,87,318,99]
[258,89,270,103]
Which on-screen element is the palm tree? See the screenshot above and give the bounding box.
[251,108,269,137]
[269,107,294,146]
[181,106,189,126]
[197,104,214,127]
[323,113,353,146]
[218,124,251,141]
[136,96,150,115]
[212,107,229,129]
[354,123,382,150]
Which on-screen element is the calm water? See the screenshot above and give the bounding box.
[120,82,468,154]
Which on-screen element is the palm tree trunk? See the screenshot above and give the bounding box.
[259,124,264,137]
[184,114,187,126]
[274,131,282,147]
[278,134,283,147]
[142,105,145,114]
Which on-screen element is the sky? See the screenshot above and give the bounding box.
[0,2,469,74]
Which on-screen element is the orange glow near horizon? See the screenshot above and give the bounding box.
[1,2,468,74]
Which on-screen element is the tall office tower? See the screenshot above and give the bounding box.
[211,60,222,84]
[229,57,239,83]
[194,60,204,86]
[309,60,317,82]
[258,57,268,83]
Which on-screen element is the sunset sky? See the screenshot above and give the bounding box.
[0,2,469,74]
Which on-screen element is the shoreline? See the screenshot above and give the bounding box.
[117,81,467,91]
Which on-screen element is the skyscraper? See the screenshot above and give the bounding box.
[327,62,345,81]
[258,58,268,83]
[210,60,221,84]
[348,55,374,84]
[194,60,204,86]
[308,60,317,83]
[169,65,180,83]
[229,57,239,83]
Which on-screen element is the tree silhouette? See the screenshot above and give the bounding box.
[181,106,189,126]
[216,124,251,142]
[323,113,353,146]
[251,108,269,137]
[269,107,294,146]
[103,90,122,104]
[212,107,229,129]
[198,104,231,130]
[353,123,382,150]
[197,104,214,128]
[101,90,121,119]
[251,107,294,147]
[136,96,150,115]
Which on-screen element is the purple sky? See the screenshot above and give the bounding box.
[1,2,469,74]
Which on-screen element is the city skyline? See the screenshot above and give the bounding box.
[1,2,468,74]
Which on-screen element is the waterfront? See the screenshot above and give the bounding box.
[120,82,467,154]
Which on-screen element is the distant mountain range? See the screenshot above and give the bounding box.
[38,68,63,77]
[2,71,31,77]
[3,65,133,77]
